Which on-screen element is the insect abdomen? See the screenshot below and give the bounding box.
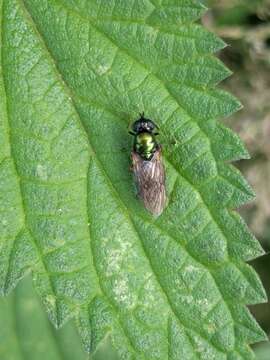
[132,148,166,216]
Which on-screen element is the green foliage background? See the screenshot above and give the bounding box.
[0,0,269,359]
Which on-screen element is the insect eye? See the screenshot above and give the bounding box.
[132,121,139,133]
[146,121,155,131]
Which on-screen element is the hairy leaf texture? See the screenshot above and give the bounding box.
[0,0,267,359]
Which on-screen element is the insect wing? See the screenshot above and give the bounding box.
[132,148,166,216]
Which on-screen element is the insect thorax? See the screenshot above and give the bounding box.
[134,132,157,160]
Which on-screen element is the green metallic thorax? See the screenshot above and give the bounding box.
[134,132,158,160]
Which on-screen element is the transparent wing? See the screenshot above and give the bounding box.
[132,148,166,216]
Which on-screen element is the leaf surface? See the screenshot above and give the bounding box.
[0,0,267,359]
[0,276,89,360]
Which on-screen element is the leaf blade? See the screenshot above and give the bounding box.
[0,0,266,358]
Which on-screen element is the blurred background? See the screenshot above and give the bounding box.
[203,0,270,358]
[0,1,269,359]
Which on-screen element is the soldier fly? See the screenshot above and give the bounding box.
[129,113,166,216]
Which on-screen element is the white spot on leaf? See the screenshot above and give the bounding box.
[112,277,136,309]
[36,164,48,180]
[97,64,110,75]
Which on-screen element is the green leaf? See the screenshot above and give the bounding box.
[0,276,120,360]
[0,0,267,359]
[0,276,88,360]
[254,341,270,360]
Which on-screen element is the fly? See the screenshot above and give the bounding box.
[129,113,166,216]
